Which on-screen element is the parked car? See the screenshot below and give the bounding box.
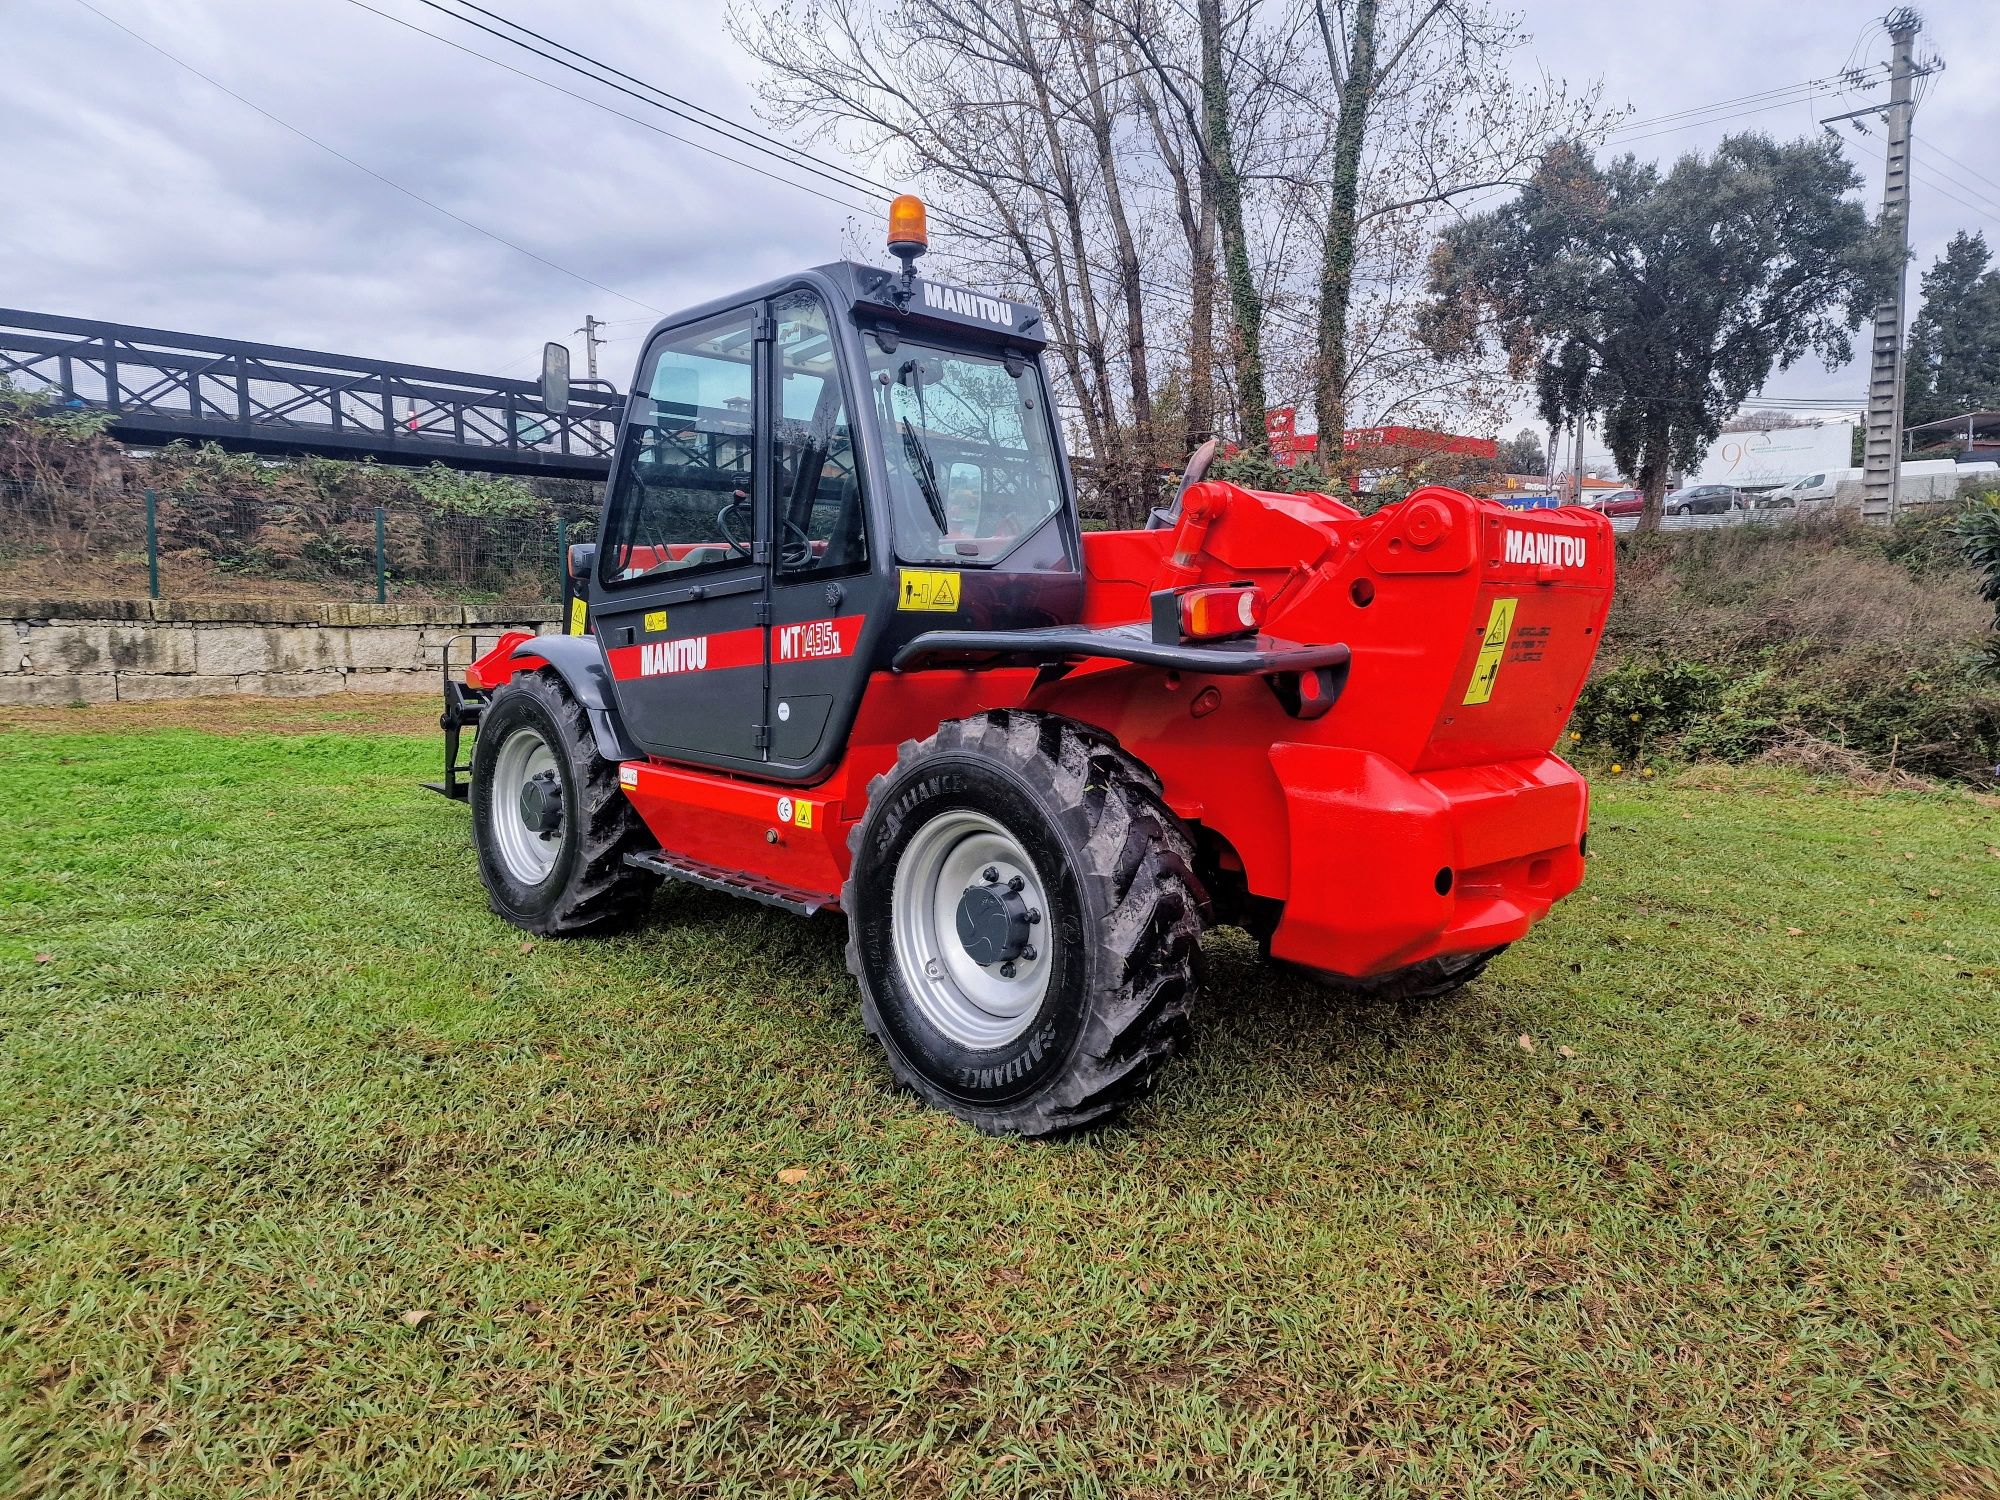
[1582,487,1640,513]
[1662,484,1741,515]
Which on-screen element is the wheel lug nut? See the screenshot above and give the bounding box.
[1025,908,1041,924]
[1022,945,1037,961]
[999,961,1017,978]
[1007,875,1024,892]
[982,866,999,883]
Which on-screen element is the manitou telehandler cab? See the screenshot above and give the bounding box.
[433,196,1614,1137]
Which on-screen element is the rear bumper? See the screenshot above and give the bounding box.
[1265,746,1588,978]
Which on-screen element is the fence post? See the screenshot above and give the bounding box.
[374,506,387,604]
[145,487,159,599]
[556,514,568,589]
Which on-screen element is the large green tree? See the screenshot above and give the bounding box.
[1422,135,1896,528]
[1904,231,2000,429]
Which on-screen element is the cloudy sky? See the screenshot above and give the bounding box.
[4,0,1997,427]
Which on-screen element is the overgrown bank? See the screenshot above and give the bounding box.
[1575,503,2000,784]
[0,386,594,603]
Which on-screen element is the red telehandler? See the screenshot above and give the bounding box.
[433,197,1613,1137]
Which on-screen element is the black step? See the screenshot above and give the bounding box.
[624,849,832,917]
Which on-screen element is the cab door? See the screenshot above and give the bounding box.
[765,289,874,773]
[592,305,770,765]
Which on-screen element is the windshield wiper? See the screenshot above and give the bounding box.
[896,360,950,534]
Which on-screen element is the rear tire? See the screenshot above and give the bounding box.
[844,711,1205,1139]
[470,671,658,935]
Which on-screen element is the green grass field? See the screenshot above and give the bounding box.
[2,701,1996,1498]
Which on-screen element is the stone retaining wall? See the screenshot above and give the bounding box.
[0,598,560,706]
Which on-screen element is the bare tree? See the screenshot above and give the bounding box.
[730,0,1606,517]
[1305,0,1614,441]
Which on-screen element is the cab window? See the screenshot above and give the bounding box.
[601,309,758,585]
[771,290,868,579]
[864,338,1066,566]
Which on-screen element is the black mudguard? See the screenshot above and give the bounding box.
[510,635,641,765]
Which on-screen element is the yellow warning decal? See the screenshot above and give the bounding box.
[897,568,962,612]
[567,596,588,636]
[643,609,668,633]
[1461,596,1518,705]
[793,800,815,831]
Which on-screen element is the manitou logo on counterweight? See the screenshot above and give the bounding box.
[1502,528,1589,569]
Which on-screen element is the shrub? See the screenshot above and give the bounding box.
[1573,659,1725,756]
[1580,514,2000,783]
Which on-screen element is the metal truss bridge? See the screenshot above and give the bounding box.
[0,309,624,480]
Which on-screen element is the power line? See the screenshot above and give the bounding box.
[1912,134,2000,207]
[1849,120,2000,227]
[428,0,899,205]
[1608,67,1884,137]
[345,0,1337,349]
[67,0,663,315]
[1611,88,1881,146]
[337,0,889,223]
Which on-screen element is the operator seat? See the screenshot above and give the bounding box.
[825,474,867,569]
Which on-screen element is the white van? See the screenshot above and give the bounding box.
[1764,461,1997,510]
[1761,469,1853,507]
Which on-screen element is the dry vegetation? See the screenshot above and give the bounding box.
[1576,511,2000,784]
[0,388,591,605]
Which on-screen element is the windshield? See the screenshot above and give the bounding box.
[864,339,1065,565]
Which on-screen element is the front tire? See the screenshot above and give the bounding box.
[844,711,1205,1139]
[470,671,658,935]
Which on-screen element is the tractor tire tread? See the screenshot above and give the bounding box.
[844,709,1205,1139]
[482,671,658,936]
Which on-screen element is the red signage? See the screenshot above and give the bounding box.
[1255,416,1498,469]
[1265,406,1300,468]
[1341,426,1496,459]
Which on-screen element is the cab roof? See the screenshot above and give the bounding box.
[635,262,1047,357]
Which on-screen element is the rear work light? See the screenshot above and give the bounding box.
[1150,583,1266,644]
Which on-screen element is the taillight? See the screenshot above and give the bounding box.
[1151,584,1265,644]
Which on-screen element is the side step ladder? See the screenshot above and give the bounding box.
[624,849,834,917]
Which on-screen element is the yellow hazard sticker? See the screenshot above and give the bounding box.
[897,568,962,611]
[644,609,668,633]
[1461,596,1518,705]
[793,800,814,830]
[567,596,588,636]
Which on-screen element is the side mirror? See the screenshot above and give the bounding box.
[565,542,597,580]
[539,340,571,415]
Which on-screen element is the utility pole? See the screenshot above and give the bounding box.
[575,314,606,383]
[1859,8,1923,526]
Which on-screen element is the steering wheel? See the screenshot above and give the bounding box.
[717,494,815,569]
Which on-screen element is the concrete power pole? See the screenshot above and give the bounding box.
[1859,8,1923,526]
[576,315,606,383]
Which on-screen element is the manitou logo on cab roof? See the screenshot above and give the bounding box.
[1502,528,1590,570]
[922,281,1015,327]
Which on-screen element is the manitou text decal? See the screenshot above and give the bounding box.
[605,615,864,683]
[776,617,859,662]
[639,637,708,675]
[1502,528,1590,569]
[922,281,1015,326]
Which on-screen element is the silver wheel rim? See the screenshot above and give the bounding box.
[490,725,564,885]
[890,810,1053,1049]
